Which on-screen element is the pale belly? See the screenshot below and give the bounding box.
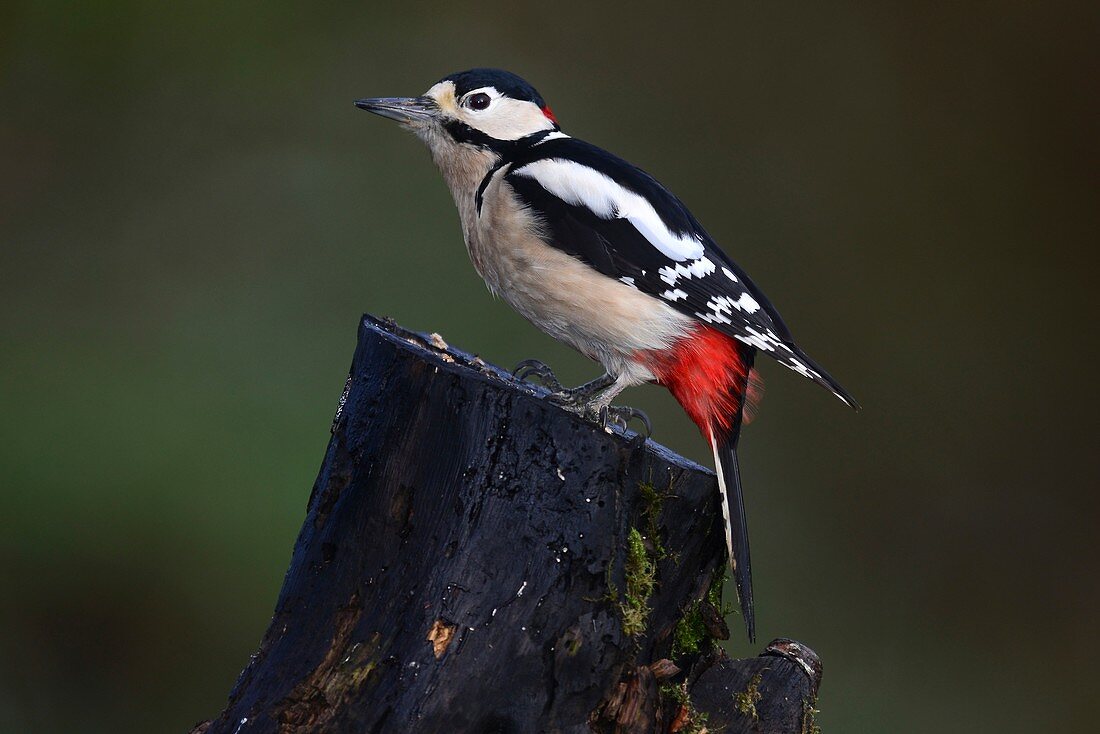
[467,195,694,379]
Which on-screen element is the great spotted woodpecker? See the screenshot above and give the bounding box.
[357,68,857,641]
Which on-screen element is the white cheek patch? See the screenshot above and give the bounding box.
[455,87,555,141]
[512,159,706,262]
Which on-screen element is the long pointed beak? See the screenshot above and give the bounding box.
[354,96,438,123]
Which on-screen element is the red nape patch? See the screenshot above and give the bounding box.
[637,327,762,440]
[541,106,558,124]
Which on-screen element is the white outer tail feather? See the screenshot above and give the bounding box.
[710,435,736,574]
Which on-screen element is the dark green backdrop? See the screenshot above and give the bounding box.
[2,2,1096,732]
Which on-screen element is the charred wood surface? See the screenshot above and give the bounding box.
[197,315,822,734]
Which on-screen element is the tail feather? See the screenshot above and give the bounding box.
[785,343,860,410]
[640,325,758,641]
[711,432,755,642]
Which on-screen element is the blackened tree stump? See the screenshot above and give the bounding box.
[195,315,823,734]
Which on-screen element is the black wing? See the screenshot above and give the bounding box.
[502,137,857,407]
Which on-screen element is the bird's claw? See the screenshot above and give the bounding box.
[513,361,605,411]
[512,359,566,394]
[599,405,652,443]
[513,361,648,443]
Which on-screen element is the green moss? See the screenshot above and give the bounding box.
[660,682,709,734]
[670,567,731,659]
[638,480,671,561]
[707,565,731,613]
[802,696,822,734]
[734,672,763,720]
[660,682,688,706]
[683,710,710,734]
[638,479,662,510]
[620,527,656,637]
[671,602,707,657]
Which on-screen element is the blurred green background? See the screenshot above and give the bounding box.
[1,1,1096,732]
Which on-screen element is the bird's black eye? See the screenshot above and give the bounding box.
[466,93,492,111]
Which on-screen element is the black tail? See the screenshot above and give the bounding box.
[709,343,756,642]
[710,429,754,642]
[785,342,861,410]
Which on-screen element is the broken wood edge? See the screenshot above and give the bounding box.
[342,314,709,474]
[763,637,823,698]
[590,635,823,732]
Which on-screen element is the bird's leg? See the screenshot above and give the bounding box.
[513,363,651,440]
[552,372,616,406]
[512,361,614,405]
[578,375,653,441]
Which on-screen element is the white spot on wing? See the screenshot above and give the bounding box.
[722,266,739,282]
[736,293,760,313]
[744,326,779,351]
[512,159,705,261]
[688,258,715,277]
[658,256,715,286]
[786,357,822,380]
[618,276,636,288]
[696,311,732,325]
[661,288,688,302]
[734,333,772,350]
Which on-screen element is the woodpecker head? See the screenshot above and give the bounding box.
[356,68,560,167]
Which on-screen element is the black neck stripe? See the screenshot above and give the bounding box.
[471,129,560,216]
[443,120,558,157]
[475,160,509,216]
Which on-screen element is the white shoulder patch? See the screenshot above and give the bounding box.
[511,158,705,262]
[537,131,571,143]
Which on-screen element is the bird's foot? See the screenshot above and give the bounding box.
[513,362,646,442]
[551,400,650,445]
[599,404,652,443]
[512,359,566,394]
[513,362,615,407]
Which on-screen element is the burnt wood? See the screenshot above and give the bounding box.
[195,314,821,734]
